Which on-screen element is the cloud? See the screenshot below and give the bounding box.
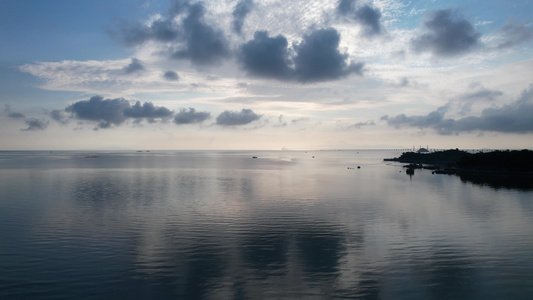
[124,101,173,119]
[113,1,230,66]
[22,118,49,131]
[111,0,193,46]
[163,70,179,81]
[496,22,533,49]
[350,120,375,129]
[337,0,383,37]
[5,105,50,131]
[173,107,210,124]
[112,18,180,46]
[292,117,310,124]
[239,31,292,79]
[19,58,202,96]
[384,84,533,134]
[65,96,173,129]
[167,0,191,16]
[460,88,503,102]
[455,84,503,115]
[170,2,230,65]
[238,28,362,83]
[384,105,449,130]
[273,114,287,127]
[8,112,26,119]
[411,9,481,57]
[66,96,130,128]
[397,77,409,87]
[387,77,415,88]
[294,28,364,82]
[123,58,145,74]
[216,108,261,126]
[108,3,364,84]
[232,0,254,35]
[4,105,26,119]
[50,109,69,125]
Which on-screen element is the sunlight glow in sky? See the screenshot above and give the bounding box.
[1,0,533,150]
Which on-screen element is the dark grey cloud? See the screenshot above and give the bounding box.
[50,109,69,125]
[109,21,147,46]
[9,112,26,119]
[337,0,383,37]
[170,3,230,65]
[355,5,382,36]
[66,96,130,128]
[7,112,26,119]
[113,2,363,82]
[22,118,48,131]
[4,105,26,119]
[167,0,191,16]
[111,18,180,46]
[239,31,292,79]
[149,19,181,41]
[239,28,362,83]
[232,0,254,35]
[351,120,375,129]
[337,0,353,13]
[461,88,503,102]
[65,96,173,129]
[163,70,179,81]
[384,105,448,130]
[216,108,261,126]
[411,9,481,57]
[124,101,173,119]
[456,84,503,115]
[384,85,533,134]
[294,28,364,82]
[123,58,145,74]
[113,1,229,66]
[111,0,190,46]
[5,105,50,130]
[173,107,210,124]
[496,22,533,49]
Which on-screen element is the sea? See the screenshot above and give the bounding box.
[0,150,532,299]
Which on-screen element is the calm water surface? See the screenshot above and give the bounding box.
[1,150,532,299]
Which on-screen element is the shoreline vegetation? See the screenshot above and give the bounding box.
[384,149,533,175]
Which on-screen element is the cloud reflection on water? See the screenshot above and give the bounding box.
[1,151,533,299]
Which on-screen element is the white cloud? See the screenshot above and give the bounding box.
[19,57,243,98]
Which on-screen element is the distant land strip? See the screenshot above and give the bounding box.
[384,149,533,174]
[316,148,531,152]
[318,148,411,152]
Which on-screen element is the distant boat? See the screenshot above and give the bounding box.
[252,156,258,159]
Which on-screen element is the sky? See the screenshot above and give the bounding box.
[1,0,533,150]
